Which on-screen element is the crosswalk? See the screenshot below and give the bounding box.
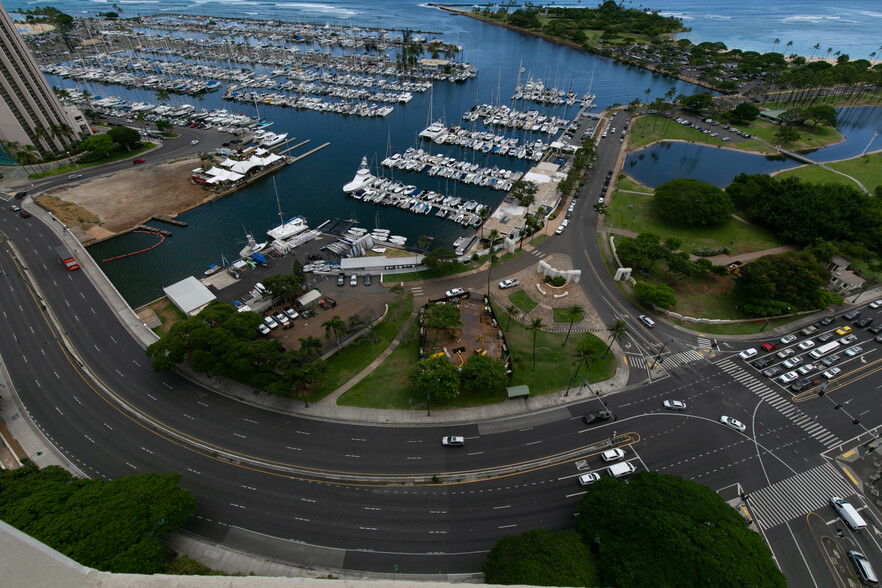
[717,359,842,449]
[748,462,856,530]
[664,349,705,366]
[697,337,712,351]
[410,285,424,297]
[530,250,548,259]
[627,354,646,369]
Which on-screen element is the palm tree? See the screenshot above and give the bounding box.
[322,315,347,352]
[504,303,518,330]
[156,89,170,105]
[602,318,630,359]
[529,317,544,371]
[567,343,596,396]
[298,336,322,359]
[561,304,583,345]
[486,227,500,249]
[485,253,499,297]
[771,38,780,52]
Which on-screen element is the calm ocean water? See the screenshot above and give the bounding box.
[8,0,880,306]
[7,0,880,58]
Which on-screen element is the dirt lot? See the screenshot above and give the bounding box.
[37,158,212,240]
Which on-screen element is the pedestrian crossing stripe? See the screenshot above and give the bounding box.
[697,337,712,351]
[627,354,645,369]
[748,462,855,530]
[666,349,706,366]
[716,359,841,449]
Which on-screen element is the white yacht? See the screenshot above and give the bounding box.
[343,156,377,193]
[267,215,308,241]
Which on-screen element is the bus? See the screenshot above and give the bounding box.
[809,341,840,360]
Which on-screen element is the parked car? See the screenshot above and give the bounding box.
[839,334,857,345]
[836,326,852,336]
[819,316,836,326]
[843,310,861,321]
[257,323,271,335]
[761,342,779,352]
[498,278,520,289]
[738,348,758,360]
[817,332,836,343]
[797,340,815,351]
[364,274,371,286]
[780,334,797,344]
[762,365,783,378]
[855,317,874,328]
[783,356,803,369]
[844,346,862,357]
[822,367,841,379]
[337,273,345,287]
[868,324,882,335]
[284,308,299,320]
[777,348,795,359]
[350,274,358,286]
[445,287,466,298]
[752,356,775,369]
[274,312,290,329]
[820,354,841,367]
[263,316,279,330]
[601,448,625,462]
[800,325,818,336]
[796,363,815,375]
[869,300,882,309]
[778,371,798,384]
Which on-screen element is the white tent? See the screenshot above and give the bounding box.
[163,276,216,316]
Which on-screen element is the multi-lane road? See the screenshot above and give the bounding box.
[2,120,882,583]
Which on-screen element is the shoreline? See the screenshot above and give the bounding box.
[436,5,725,94]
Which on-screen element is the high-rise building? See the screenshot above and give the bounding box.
[0,3,85,160]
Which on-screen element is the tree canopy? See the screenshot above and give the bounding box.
[730,102,759,123]
[653,178,734,226]
[727,173,882,253]
[483,529,597,586]
[633,281,677,308]
[422,302,462,331]
[733,251,841,316]
[0,464,196,574]
[409,355,460,400]
[576,472,786,587]
[460,354,508,394]
[107,126,141,151]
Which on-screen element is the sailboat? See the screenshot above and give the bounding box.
[266,176,309,241]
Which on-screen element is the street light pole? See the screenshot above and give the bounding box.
[426,393,431,417]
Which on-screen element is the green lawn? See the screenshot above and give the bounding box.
[552,306,584,323]
[776,151,882,194]
[29,143,156,179]
[306,296,413,401]
[498,301,616,394]
[509,289,539,313]
[682,315,806,335]
[627,116,843,155]
[604,186,783,256]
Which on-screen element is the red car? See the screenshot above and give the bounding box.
[761,342,780,352]
[19,210,31,218]
[133,159,145,165]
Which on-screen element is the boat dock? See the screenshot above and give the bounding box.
[151,215,187,227]
[134,224,172,236]
[288,142,331,162]
[279,140,310,155]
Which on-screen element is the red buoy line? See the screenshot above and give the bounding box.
[101,230,166,262]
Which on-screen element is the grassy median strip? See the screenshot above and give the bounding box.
[509,289,538,313]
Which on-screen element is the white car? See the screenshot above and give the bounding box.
[663,400,686,411]
[190,139,199,145]
[822,367,841,379]
[578,473,601,486]
[498,278,520,289]
[844,346,862,357]
[780,334,797,344]
[601,448,625,462]
[778,371,798,384]
[783,356,803,369]
[869,300,882,309]
[796,363,815,375]
[263,315,279,330]
[257,323,271,335]
[738,348,758,360]
[777,348,795,359]
[445,287,465,298]
[797,340,815,350]
[284,307,299,320]
[441,436,465,447]
[720,416,747,432]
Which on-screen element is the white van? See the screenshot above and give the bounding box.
[831,496,868,531]
[608,462,636,478]
[638,314,655,328]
